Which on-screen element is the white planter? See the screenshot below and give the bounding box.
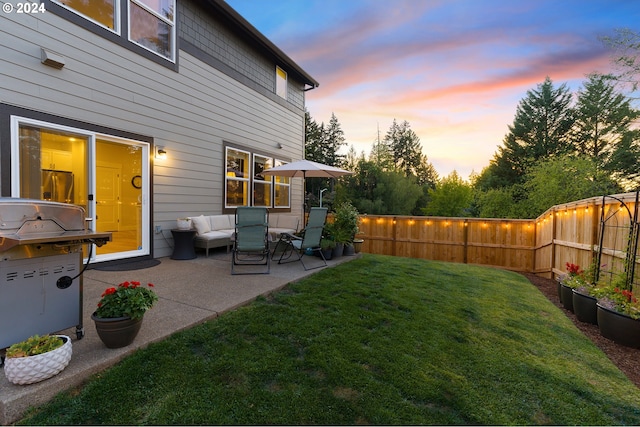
[4,335,72,385]
[176,218,191,230]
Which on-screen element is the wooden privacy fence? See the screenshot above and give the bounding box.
[355,191,640,280]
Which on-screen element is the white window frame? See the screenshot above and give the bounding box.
[51,0,176,62]
[273,159,291,208]
[225,147,291,210]
[252,154,273,208]
[225,147,251,209]
[52,0,121,33]
[276,66,287,99]
[128,0,176,62]
[10,116,151,263]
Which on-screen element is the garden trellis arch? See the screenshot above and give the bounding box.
[595,191,640,291]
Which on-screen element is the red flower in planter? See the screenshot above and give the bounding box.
[95,281,158,320]
[565,262,583,276]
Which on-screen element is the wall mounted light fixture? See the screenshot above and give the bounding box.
[156,146,167,159]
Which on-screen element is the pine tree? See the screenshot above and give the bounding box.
[491,77,575,186]
[572,73,640,176]
[384,119,423,177]
[323,113,346,167]
[304,109,324,163]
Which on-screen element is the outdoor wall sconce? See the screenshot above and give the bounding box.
[156,146,167,160]
[276,142,283,149]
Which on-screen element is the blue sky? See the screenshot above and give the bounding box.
[226,0,640,179]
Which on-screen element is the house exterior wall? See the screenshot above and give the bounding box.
[0,0,309,259]
[179,1,306,110]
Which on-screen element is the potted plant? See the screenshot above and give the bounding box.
[332,202,360,256]
[592,281,640,348]
[320,238,336,260]
[177,217,191,230]
[557,262,583,312]
[565,262,597,324]
[4,334,72,385]
[352,238,364,253]
[91,281,158,348]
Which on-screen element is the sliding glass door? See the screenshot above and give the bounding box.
[11,117,150,262]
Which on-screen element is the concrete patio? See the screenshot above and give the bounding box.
[0,249,357,425]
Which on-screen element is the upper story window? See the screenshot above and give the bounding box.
[54,0,118,31]
[51,0,175,62]
[129,0,175,60]
[276,66,287,99]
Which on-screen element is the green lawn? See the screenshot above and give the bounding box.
[19,255,640,425]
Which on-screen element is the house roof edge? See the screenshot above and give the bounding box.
[208,0,319,89]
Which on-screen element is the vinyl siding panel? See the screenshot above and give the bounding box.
[0,6,305,258]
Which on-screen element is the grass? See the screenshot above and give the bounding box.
[19,255,640,425]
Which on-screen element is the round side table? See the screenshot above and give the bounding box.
[171,229,197,260]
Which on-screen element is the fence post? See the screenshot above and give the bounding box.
[392,216,397,257]
[590,202,599,269]
[463,219,468,264]
[551,208,557,278]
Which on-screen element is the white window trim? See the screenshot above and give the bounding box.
[10,116,151,262]
[225,147,291,210]
[128,0,176,62]
[51,0,121,34]
[252,153,273,208]
[225,147,251,209]
[273,158,291,208]
[276,66,287,99]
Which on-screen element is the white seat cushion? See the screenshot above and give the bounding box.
[201,230,232,239]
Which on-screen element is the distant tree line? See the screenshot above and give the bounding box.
[305,28,640,219]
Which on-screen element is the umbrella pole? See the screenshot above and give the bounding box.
[302,170,306,227]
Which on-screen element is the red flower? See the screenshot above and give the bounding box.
[565,262,582,276]
[101,287,117,297]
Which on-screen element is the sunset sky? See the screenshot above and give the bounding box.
[226,0,640,180]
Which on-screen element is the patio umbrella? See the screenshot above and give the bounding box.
[261,159,352,179]
[261,159,352,222]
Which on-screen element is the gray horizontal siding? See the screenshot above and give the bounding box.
[1,8,305,258]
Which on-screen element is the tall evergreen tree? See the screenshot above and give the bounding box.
[384,119,423,177]
[304,109,324,163]
[369,124,394,170]
[572,73,640,175]
[324,113,346,168]
[490,77,575,186]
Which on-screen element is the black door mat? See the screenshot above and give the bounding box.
[93,259,161,271]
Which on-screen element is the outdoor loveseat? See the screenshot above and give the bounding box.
[188,213,299,257]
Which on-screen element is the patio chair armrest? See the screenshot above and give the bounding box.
[280,232,302,241]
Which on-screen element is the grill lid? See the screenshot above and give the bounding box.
[0,198,111,252]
